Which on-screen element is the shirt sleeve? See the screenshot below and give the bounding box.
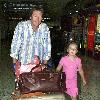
[43,24,51,61]
[10,22,23,60]
[59,57,64,66]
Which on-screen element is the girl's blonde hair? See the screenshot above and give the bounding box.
[68,42,78,49]
[63,42,78,56]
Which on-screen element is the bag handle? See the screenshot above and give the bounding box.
[30,64,42,72]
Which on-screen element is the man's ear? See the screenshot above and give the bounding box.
[30,17,31,19]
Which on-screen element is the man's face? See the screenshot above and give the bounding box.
[31,10,43,27]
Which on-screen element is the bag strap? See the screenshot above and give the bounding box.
[30,64,42,72]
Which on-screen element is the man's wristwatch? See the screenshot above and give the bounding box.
[13,63,16,69]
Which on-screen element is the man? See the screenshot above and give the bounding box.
[10,6,51,71]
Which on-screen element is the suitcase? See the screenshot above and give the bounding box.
[15,58,66,94]
[18,70,66,94]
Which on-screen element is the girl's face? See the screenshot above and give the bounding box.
[67,44,78,56]
[31,10,43,27]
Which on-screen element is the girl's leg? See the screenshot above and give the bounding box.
[71,96,77,100]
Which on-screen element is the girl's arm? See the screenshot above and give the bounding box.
[56,64,63,72]
[78,65,86,86]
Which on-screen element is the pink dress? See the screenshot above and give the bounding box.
[59,55,82,96]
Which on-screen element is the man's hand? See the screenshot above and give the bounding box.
[43,60,48,65]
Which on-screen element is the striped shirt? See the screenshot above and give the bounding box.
[10,20,51,64]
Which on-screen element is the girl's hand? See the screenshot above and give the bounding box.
[83,79,87,86]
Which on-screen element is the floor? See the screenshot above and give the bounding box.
[0,41,100,100]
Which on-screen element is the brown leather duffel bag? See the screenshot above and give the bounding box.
[18,69,66,94]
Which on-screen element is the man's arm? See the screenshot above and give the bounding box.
[13,58,17,63]
[43,24,51,64]
[10,22,22,64]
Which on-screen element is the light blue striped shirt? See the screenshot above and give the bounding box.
[10,20,51,64]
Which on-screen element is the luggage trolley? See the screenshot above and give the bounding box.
[10,56,66,100]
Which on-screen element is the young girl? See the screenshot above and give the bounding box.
[56,42,86,100]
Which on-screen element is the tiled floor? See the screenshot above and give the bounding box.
[78,56,100,100]
[0,41,100,100]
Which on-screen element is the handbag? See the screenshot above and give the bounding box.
[15,55,42,79]
[18,69,66,94]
